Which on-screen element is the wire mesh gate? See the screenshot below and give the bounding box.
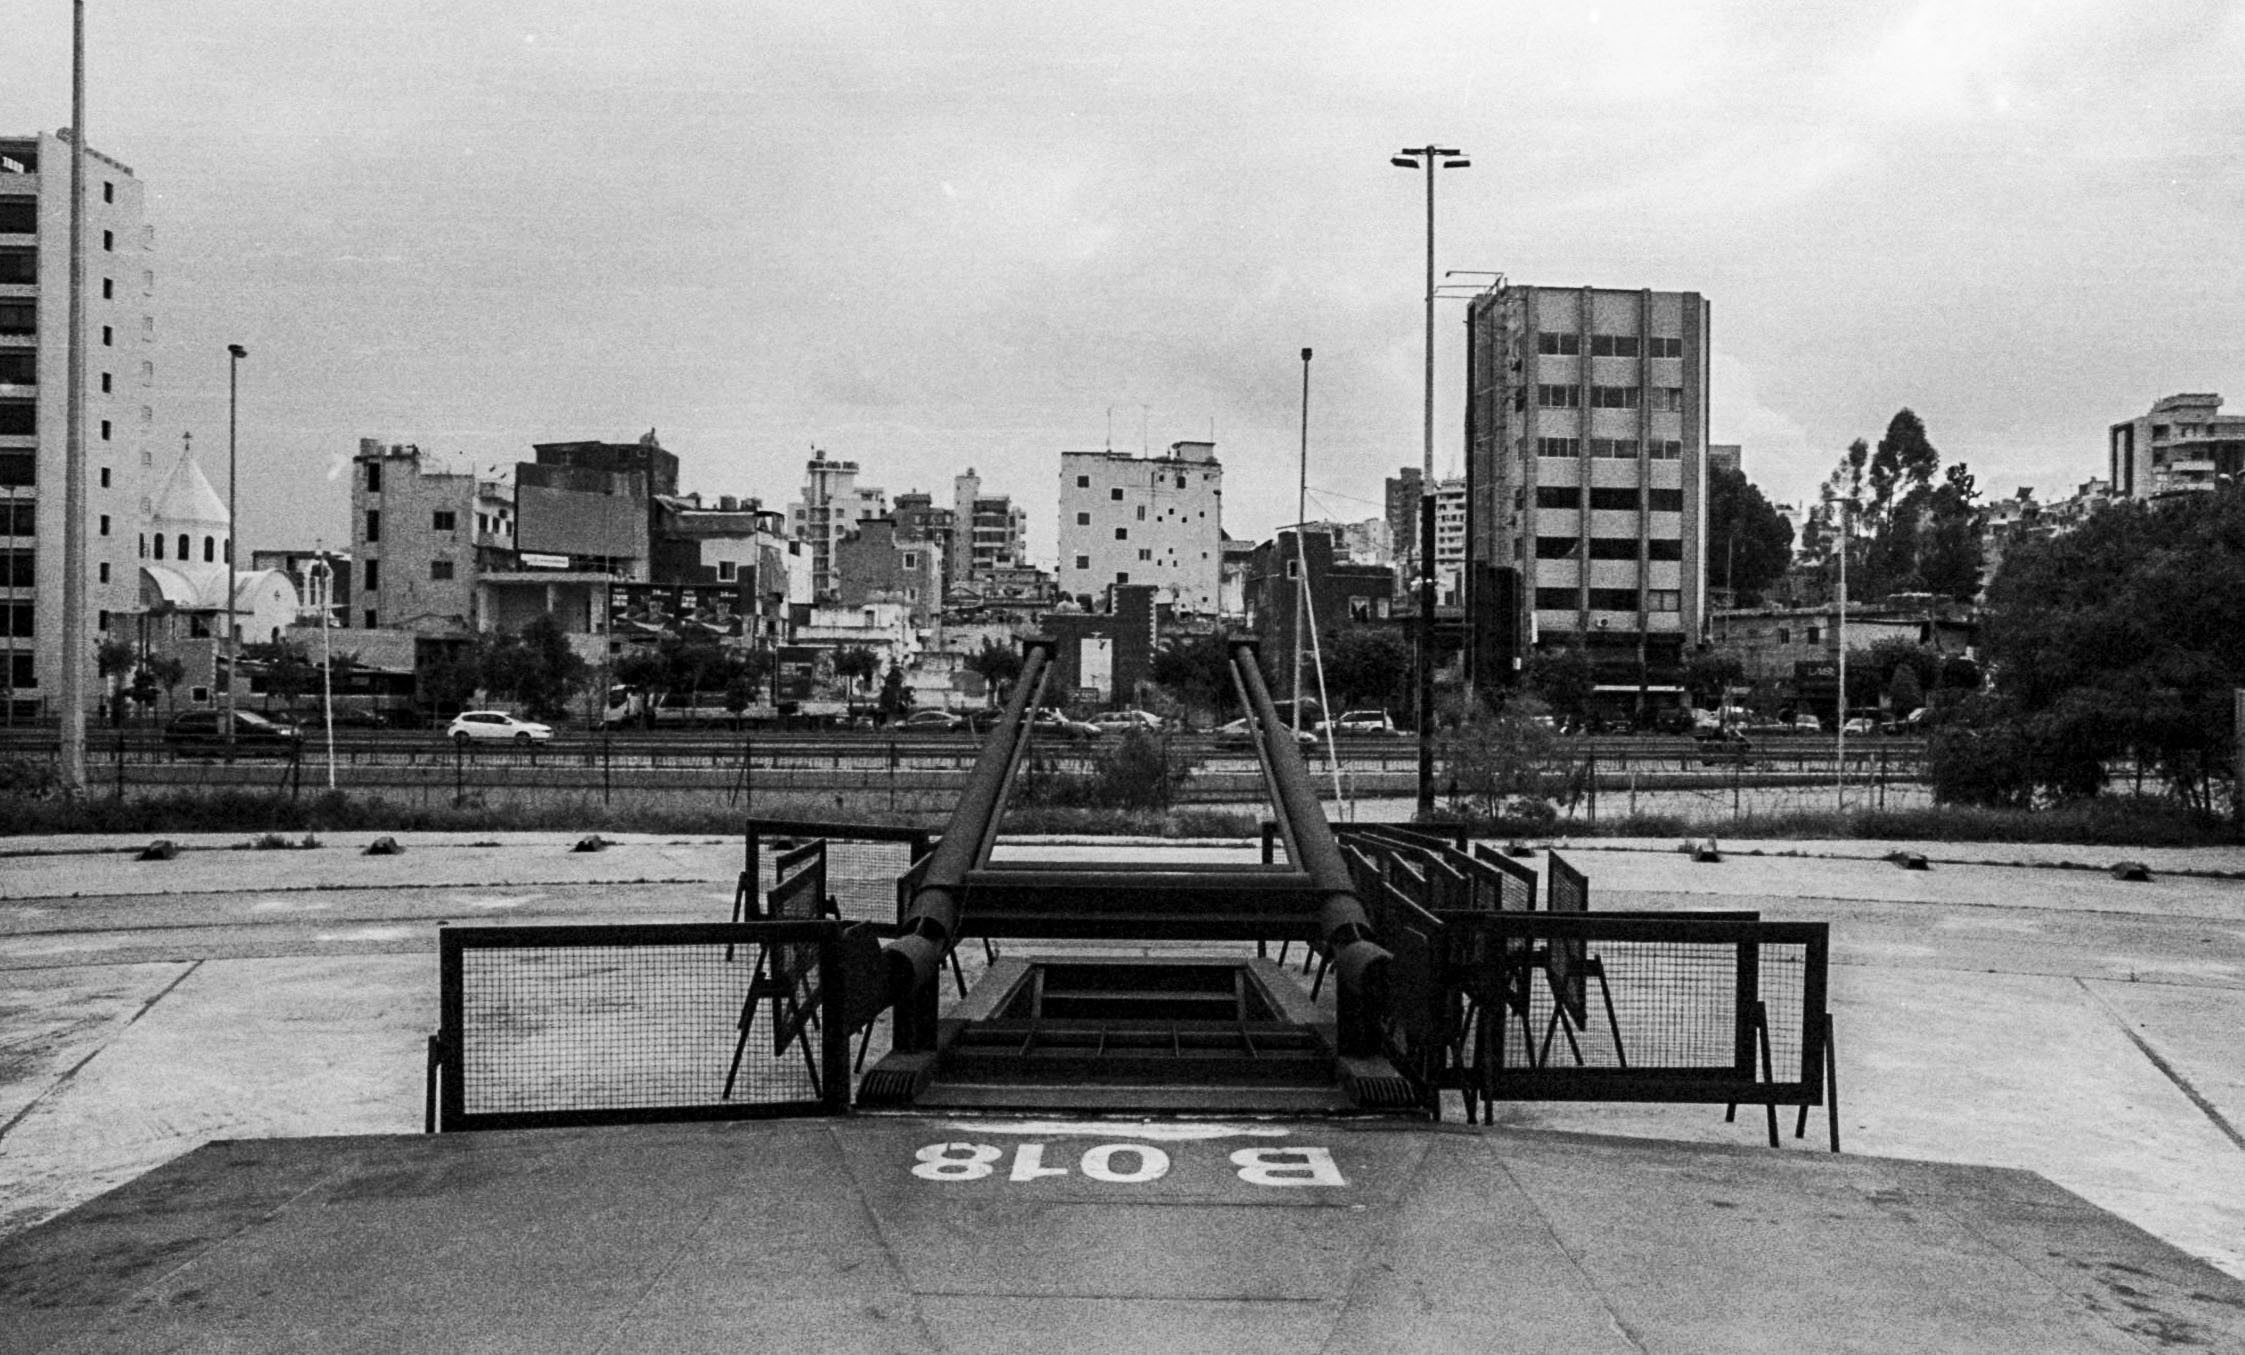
[428,920,856,1132]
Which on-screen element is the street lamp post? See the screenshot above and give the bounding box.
[224,344,246,761]
[1392,144,1469,815]
[308,551,335,789]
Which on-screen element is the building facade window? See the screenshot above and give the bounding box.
[1076,475,1090,487]
[1590,385,1641,409]
[1647,336,1683,358]
[1536,436,1580,458]
[1114,527,1127,540]
[1657,387,1684,412]
[1534,485,1580,508]
[1533,587,1576,610]
[1648,538,1684,561]
[430,560,454,581]
[1074,555,1090,570]
[1587,538,1638,560]
[1590,333,1639,357]
[1589,487,1640,511]
[365,462,381,492]
[1537,384,1581,408]
[1649,590,1681,612]
[1590,437,1638,458]
[1075,512,1090,525]
[717,560,736,581]
[1648,489,1684,512]
[1534,537,1580,559]
[364,510,380,542]
[1650,440,1682,460]
[432,510,456,531]
[364,560,380,592]
[1588,588,1638,611]
[1535,332,1580,355]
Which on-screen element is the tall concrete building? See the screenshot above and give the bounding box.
[1,132,158,715]
[951,467,1028,585]
[1383,467,1423,592]
[2108,394,2245,501]
[787,448,885,602]
[1466,283,1710,705]
[1057,441,1223,613]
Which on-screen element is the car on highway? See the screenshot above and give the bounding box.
[1841,717,1878,737]
[446,710,553,744]
[893,709,965,733]
[1214,717,1318,749]
[1330,710,1402,737]
[1792,714,1824,734]
[1089,709,1166,734]
[1881,708,1931,737]
[163,709,305,758]
[1028,708,1102,741]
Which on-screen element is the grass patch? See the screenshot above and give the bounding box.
[1421,795,2237,847]
[0,789,1258,841]
[0,788,2230,848]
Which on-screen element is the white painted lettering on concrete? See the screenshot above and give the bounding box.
[912,1142,1000,1180]
[1231,1147,1346,1187]
[1007,1143,1069,1182]
[913,1142,1337,1187]
[1079,1143,1170,1183]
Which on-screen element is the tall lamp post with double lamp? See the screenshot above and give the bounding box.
[224,344,245,761]
[1391,144,1468,815]
[307,551,336,789]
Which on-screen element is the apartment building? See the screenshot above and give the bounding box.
[951,467,1028,586]
[2108,393,2245,501]
[787,448,886,601]
[350,440,516,632]
[835,516,942,628]
[1466,283,1710,697]
[1,132,157,713]
[1057,441,1223,613]
[1383,467,1423,588]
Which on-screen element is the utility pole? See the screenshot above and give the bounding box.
[1292,349,1310,732]
[1391,143,1470,816]
[59,1,89,792]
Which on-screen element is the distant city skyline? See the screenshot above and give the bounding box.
[7,2,2241,567]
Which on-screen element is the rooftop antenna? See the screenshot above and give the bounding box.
[1140,404,1149,457]
[1105,405,1113,453]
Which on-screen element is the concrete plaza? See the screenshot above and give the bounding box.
[1,830,2241,1349]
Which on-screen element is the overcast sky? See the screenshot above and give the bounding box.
[9,1,2243,565]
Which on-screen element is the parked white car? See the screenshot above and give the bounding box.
[1089,709,1166,733]
[447,710,554,744]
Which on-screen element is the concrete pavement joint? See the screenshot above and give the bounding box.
[2077,977,2245,1155]
[0,960,199,1142]
[1486,1152,1653,1355]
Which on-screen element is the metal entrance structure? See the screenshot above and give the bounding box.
[852,637,1409,1111]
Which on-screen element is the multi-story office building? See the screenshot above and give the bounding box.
[1057,441,1223,613]
[787,448,885,602]
[349,440,516,632]
[1466,283,1710,699]
[2108,394,2245,501]
[1,132,158,714]
[950,468,1028,586]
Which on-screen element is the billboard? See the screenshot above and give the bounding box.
[607,582,750,638]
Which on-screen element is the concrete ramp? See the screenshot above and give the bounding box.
[5,1117,2240,1353]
